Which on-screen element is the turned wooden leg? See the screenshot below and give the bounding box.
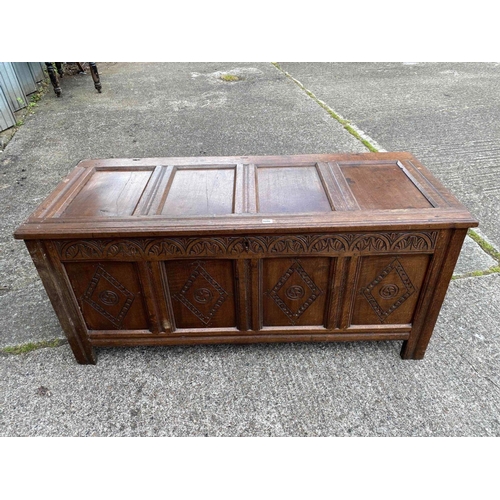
[89,62,102,93]
[45,62,62,97]
[55,62,64,77]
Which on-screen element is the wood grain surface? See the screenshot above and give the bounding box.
[14,153,478,363]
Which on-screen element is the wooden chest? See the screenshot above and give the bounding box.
[14,153,478,364]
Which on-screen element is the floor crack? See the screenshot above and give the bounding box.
[440,334,500,393]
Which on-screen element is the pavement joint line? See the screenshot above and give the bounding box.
[442,337,500,394]
[271,62,387,153]
[452,229,500,280]
[452,266,500,280]
[451,230,500,279]
[270,63,499,281]
[1,338,67,356]
[467,229,500,262]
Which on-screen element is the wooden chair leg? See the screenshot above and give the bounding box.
[55,62,64,77]
[45,62,62,97]
[89,62,102,93]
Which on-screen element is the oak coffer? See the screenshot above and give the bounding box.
[14,153,478,364]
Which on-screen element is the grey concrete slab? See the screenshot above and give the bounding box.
[436,274,500,391]
[278,62,500,251]
[1,274,499,436]
[0,284,62,348]
[0,239,40,293]
[453,236,497,276]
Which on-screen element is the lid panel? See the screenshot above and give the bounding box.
[257,165,333,214]
[61,169,153,217]
[340,163,433,210]
[160,167,235,216]
[14,153,479,240]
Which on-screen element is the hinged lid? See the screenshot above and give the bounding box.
[14,152,478,239]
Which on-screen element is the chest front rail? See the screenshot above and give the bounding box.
[24,228,466,364]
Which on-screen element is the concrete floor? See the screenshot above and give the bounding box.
[1,62,499,436]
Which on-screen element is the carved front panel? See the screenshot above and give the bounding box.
[163,260,236,329]
[351,255,431,326]
[54,231,438,260]
[64,262,149,330]
[263,258,331,326]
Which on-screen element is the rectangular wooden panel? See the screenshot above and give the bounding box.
[340,162,433,210]
[163,260,236,329]
[161,167,236,216]
[262,257,331,327]
[64,262,150,331]
[351,254,431,326]
[257,165,333,213]
[62,169,153,217]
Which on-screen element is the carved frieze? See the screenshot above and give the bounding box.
[55,231,438,260]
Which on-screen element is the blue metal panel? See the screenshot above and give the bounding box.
[13,62,38,95]
[28,62,45,83]
[0,62,28,112]
[0,85,16,132]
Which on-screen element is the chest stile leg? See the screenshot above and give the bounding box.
[401,228,468,359]
[25,240,96,364]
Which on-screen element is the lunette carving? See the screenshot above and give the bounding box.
[55,231,438,260]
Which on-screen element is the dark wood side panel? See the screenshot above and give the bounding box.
[351,254,431,326]
[163,259,237,329]
[262,257,331,327]
[64,261,150,331]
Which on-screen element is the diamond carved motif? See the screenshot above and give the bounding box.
[83,265,135,328]
[269,260,322,325]
[173,263,228,325]
[361,258,416,322]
